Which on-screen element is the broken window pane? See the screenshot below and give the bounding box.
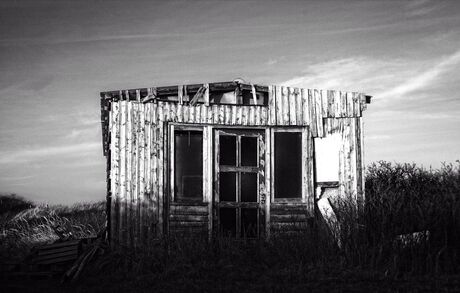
[220,208,236,237]
[274,132,302,199]
[241,208,258,238]
[175,130,203,200]
[241,136,257,166]
[220,172,236,202]
[241,172,257,202]
[219,135,236,166]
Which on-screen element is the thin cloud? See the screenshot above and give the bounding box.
[379,50,460,100]
[0,142,100,164]
[405,0,438,17]
[282,50,460,104]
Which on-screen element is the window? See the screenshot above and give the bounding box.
[274,132,302,199]
[174,129,203,200]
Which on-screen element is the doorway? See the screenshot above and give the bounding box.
[214,129,265,238]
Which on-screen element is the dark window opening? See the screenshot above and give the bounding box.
[174,130,203,200]
[241,208,258,238]
[241,173,257,202]
[220,172,236,202]
[241,91,265,105]
[274,132,302,199]
[241,136,257,166]
[220,208,236,237]
[219,135,236,166]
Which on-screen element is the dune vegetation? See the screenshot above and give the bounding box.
[1,161,459,291]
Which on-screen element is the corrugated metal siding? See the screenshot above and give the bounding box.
[107,86,367,246]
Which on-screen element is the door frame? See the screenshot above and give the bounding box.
[213,128,266,238]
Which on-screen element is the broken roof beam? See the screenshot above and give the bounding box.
[99,81,270,100]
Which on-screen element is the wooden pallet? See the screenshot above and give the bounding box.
[31,240,81,266]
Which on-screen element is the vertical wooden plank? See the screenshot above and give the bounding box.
[268,85,276,125]
[231,106,237,125]
[334,91,341,118]
[188,105,194,123]
[264,128,271,238]
[289,87,297,125]
[195,104,201,124]
[152,103,157,124]
[359,93,367,113]
[275,86,283,125]
[307,127,314,213]
[183,104,190,123]
[212,105,219,124]
[169,103,176,122]
[282,87,290,125]
[352,92,359,117]
[118,101,127,248]
[201,104,207,124]
[340,91,347,118]
[242,106,249,125]
[218,105,225,124]
[163,102,170,122]
[169,124,175,204]
[224,105,231,125]
[302,127,308,204]
[125,102,133,249]
[261,107,268,125]
[346,92,354,118]
[207,105,213,124]
[255,106,261,126]
[249,105,255,125]
[134,103,141,248]
[175,103,181,122]
[178,85,183,105]
[295,88,303,125]
[203,126,212,239]
[314,89,324,137]
[158,102,165,122]
[308,89,318,137]
[204,83,210,106]
[144,103,151,244]
[110,102,120,246]
[152,122,159,239]
[138,104,145,246]
[327,90,334,118]
[157,121,164,237]
[349,117,357,204]
[131,103,138,249]
[236,106,243,125]
[321,89,328,118]
[301,88,309,126]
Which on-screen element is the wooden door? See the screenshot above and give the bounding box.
[214,129,265,238]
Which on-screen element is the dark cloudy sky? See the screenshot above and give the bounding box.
[1,0,459,204]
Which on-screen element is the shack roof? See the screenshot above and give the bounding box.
[100,81,372,103]
[99,81,371,156]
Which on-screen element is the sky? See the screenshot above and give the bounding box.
[0,0,459,204]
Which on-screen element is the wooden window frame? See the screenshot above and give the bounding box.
[170,124,205,203]
[270,127,311,203]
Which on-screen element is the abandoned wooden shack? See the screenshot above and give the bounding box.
[99,81,371,248]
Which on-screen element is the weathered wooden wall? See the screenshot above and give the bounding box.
[105,85,368,247]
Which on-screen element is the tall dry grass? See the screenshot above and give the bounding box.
[1,161,459,289]
[0,197,105,261]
